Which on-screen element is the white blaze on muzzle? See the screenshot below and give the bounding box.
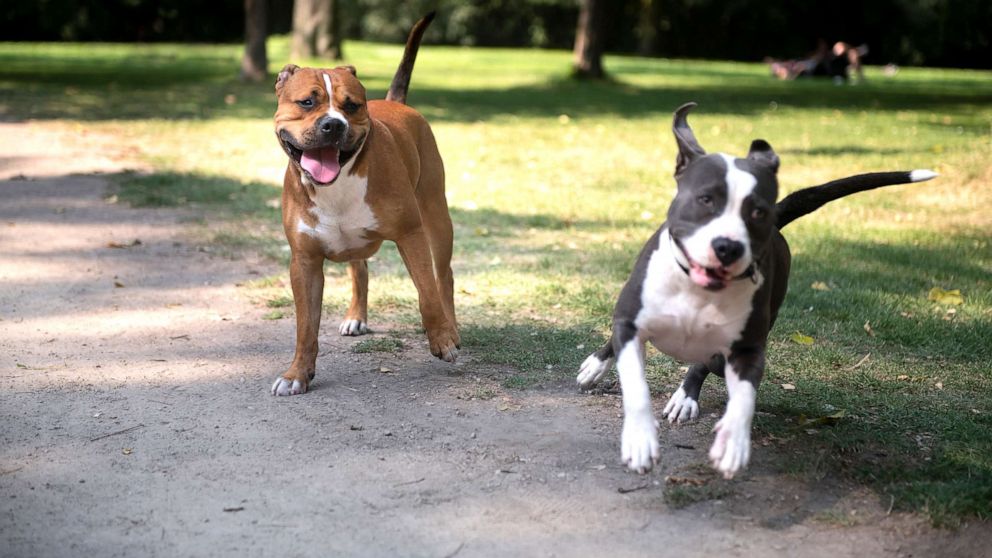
[681,153,756,275]
[322,73,348,123]
[298,73,350,185]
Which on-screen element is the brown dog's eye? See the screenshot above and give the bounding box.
[296,98,314,109]
[342,99,362,114]
[751,208,766,220]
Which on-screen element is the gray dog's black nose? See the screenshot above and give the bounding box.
[319,116,346,137]
[711,237,745,266]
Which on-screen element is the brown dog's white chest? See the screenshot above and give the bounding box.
[296,172,379,256]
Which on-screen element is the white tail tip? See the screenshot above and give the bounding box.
[910,169,938,182]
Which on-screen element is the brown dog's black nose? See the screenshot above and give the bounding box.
[712,237,744,266]
[318,116,347,138]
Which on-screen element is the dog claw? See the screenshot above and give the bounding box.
[271,377,307,396]
[439,346,459,363]
[576,353,614,389]
[662,386,700,424]
[339,319,368,336]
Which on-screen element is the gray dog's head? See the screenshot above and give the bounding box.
[665,102,780,291]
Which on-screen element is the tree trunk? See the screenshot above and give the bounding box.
[240,0,268,82]
[572,0,608,79]
[292,0,343,61]
[636,0,660,56]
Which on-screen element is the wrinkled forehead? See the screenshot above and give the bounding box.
[678,154,777,203]
[284,67,365,98]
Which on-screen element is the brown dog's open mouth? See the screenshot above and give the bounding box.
[280,133,358,186]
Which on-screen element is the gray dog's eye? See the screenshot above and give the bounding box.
[697,195,713,206]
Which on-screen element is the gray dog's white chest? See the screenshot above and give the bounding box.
[635,231,760,363]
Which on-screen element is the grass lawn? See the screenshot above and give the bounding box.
[1,37,990,525]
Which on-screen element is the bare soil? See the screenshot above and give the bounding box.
[2,123,989,557]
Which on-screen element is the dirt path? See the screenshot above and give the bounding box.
[1,123,988,557]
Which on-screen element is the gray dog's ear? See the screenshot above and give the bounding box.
[275,64,300,95]
[673,102,705,178]
[747,139,780,173]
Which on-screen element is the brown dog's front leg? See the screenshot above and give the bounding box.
[339,259,369,336]
[395,231,460,362]
[272,251,325,395]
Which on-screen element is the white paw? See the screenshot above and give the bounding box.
[662,386,699,423]
[708,415,751,479]
[576,354,613,389]
[271,377,306,396]
[339,319,368,336]
[621,413,660,473]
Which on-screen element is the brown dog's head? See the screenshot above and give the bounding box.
[274,64,370,186]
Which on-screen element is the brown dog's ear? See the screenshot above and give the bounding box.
[747,139,780,173]
[337,65,357,77]
[672,102,706,178]
[275,64,300,95]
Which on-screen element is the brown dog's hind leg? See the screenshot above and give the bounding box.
[415,162,458,335]
[272,251,324,395]
[395,229,459,362]
[339,259,370,336]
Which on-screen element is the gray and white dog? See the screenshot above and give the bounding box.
[577,102,935,478]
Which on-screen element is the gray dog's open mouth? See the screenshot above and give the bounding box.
[672,237,734,291]
[687,259,733,290]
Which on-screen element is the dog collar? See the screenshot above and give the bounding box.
[670,234,758,284]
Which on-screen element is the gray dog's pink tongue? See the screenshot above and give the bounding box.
[301,146,341,184]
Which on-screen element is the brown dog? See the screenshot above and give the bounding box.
[271,13,458,396]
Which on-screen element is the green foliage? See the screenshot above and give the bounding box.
[351,337,405,353]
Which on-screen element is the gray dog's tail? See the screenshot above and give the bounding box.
[385,12,435,105]
[775,170,937,229]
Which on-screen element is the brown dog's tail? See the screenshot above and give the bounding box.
[775,169,937,229]
[385,11,435,105]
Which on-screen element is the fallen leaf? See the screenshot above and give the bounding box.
[811,281,831,291]
[379,366,393,373]
[781,383,796,391]
[122,448,132,455]
[790,332,814,345]
[113,281,125,288]
[496,398,521,412]
[935,382,943,390]
[928,287,963,306]
[223,506,244,512]
[848,353,871,370]
[897,374,909,381]
[863,320,875,337]
[107,239,142,249]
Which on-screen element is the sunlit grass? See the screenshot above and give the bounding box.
[2,37,990,523]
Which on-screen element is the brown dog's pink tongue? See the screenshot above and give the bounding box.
[301,146,341,184]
